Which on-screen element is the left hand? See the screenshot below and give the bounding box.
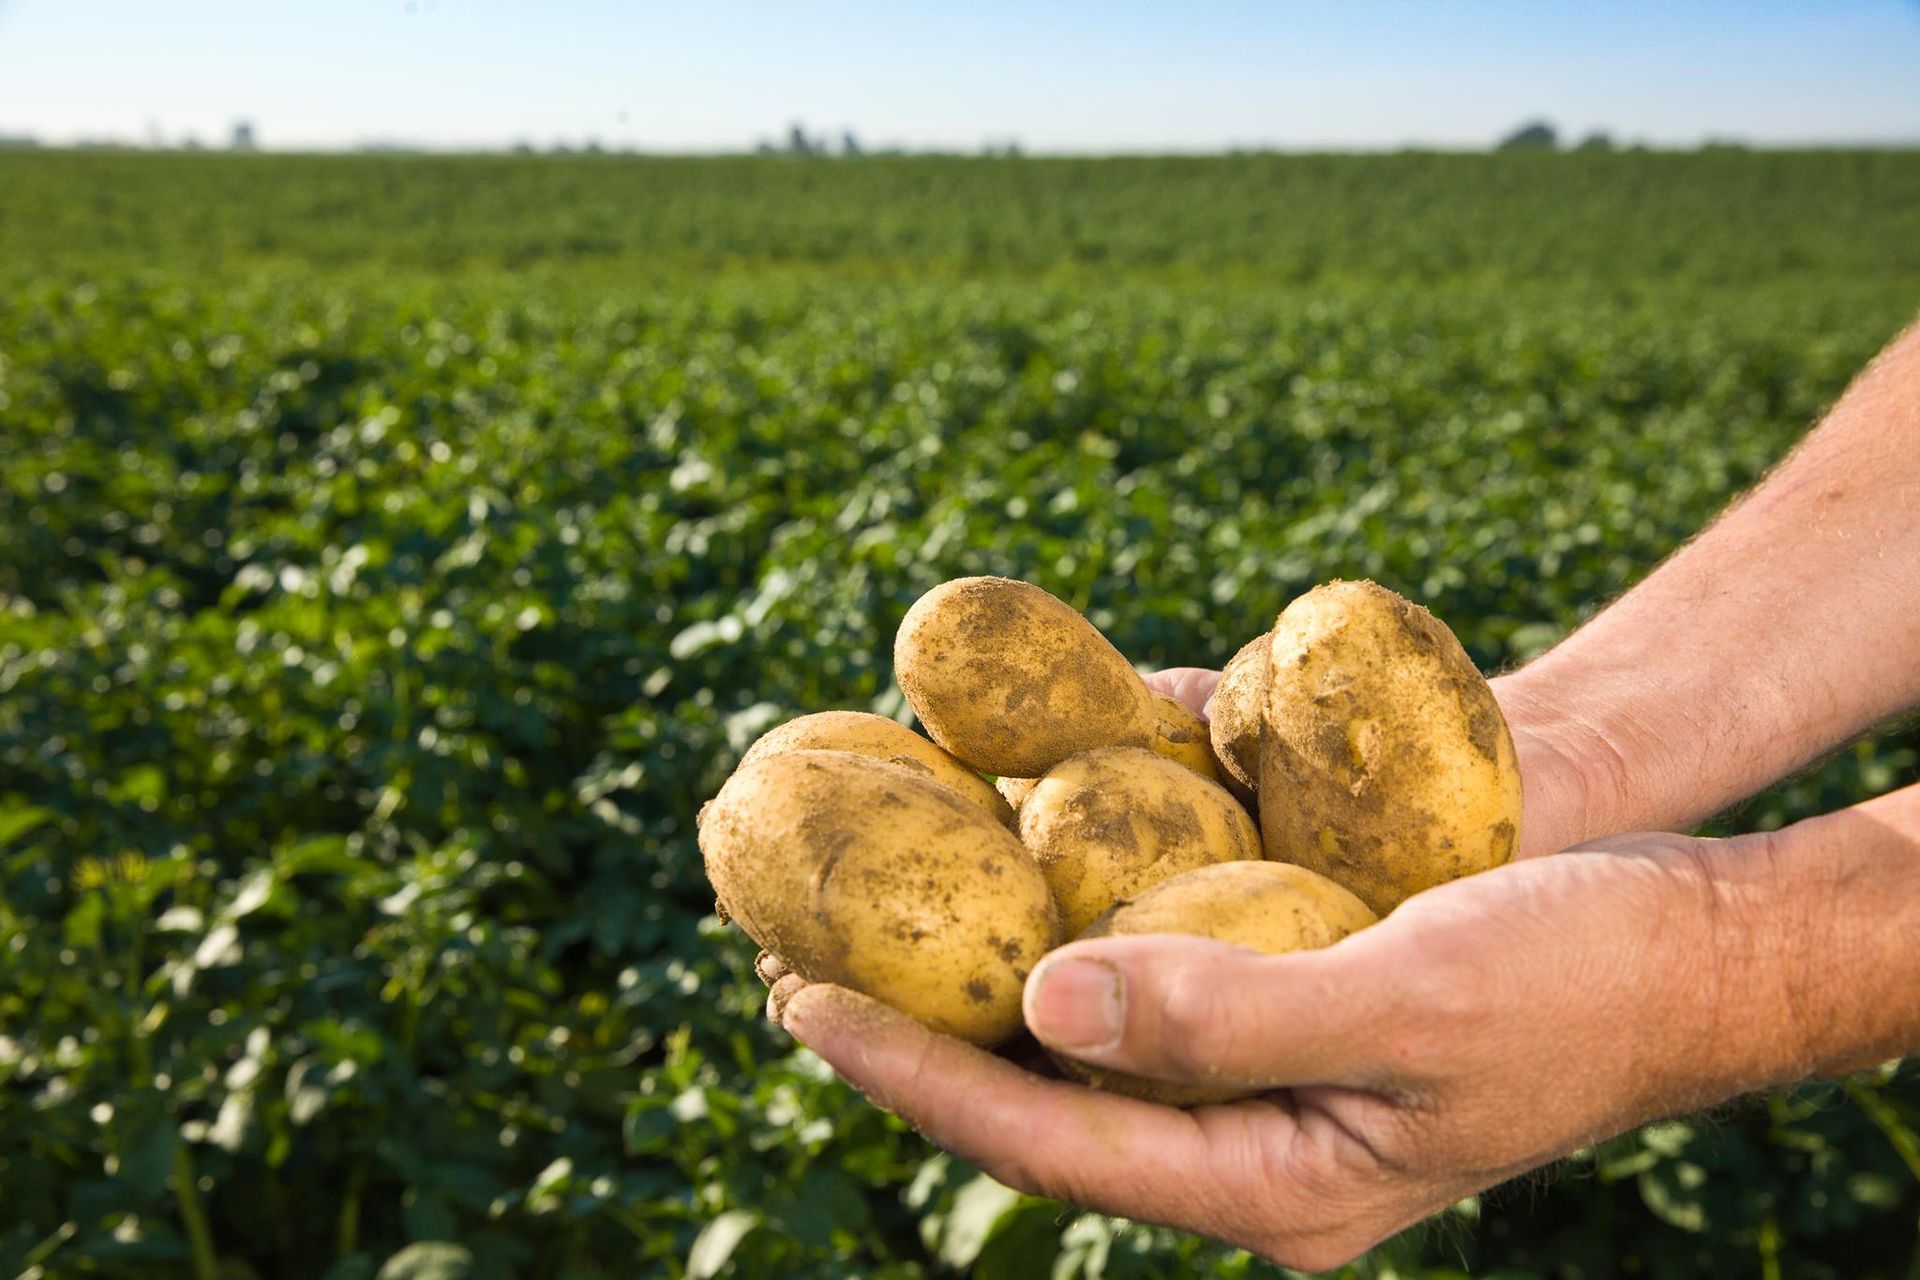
[774,827,1812,1270]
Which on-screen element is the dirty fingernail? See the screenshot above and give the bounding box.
[766,973,805,1026]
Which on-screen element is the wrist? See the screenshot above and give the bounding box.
[1713,791,1920,1081]
[1491,670,1645,857]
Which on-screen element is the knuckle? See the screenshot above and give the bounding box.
[1147,961,1234,1076]
[980,1150,1051,1199]
[868,1025,943,1121]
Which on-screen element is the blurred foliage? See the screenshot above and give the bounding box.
[3,149,1920,286]
[0,150,1917,1278]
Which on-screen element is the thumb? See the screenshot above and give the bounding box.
[1022,933,1400,1092]
[1143,667,1222,719]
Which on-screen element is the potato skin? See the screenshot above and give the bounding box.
[1056,860,1376,1106]
[1207,632,1270,808]
[740,710,1015,830]
[894,576,1156,778]
[1020,746,1262,937]
[994,774,1040,813]
[1258,580,1522,915]
[700,750,1059,1046]
[995,694,1217,817]
[1149,692,1223,784]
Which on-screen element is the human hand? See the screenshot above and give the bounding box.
[775,829,1813,1270]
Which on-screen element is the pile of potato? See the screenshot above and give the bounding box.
[698,576,1522,1104]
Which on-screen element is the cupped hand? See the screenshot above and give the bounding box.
[776,829,1805,1270]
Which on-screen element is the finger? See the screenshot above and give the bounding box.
[766,972,806,1025]
[754,950,790,987]
[1022,933,1404,1092]
[781,983,1269,1231]
[1143,667,1222,719]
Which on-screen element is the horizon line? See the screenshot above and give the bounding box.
[7,138,1920,158]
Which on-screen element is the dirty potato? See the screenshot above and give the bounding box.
[700,749,1059,1046]
[995,773,1040,813]
[1020,746,1261,936]
[1149,692,1224,784]
[1259,579,1522,915]
[1206,632,1270,808]
[740,709,1015,829]
[894,576,1156,778]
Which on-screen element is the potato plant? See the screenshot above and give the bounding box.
[0,149,1916,1279]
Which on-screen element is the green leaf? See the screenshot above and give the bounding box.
[937,1173,1023,1269]
[622,1099,675,1155]
[0,805,52,846]
[119,1119,178,1199]
[206,1090,254,1153]
[972,1200,1066,1280]
[63,892,105,949]
[1638,1161,1711,1233]
[1846,1171,1902,1209]
[524,1157,573,1214]
[275,834,373,880]
[773,1168,868,1248]
[375,1242,474,1280]
[403,1190,458,1242]
[685,1210,758,1280]
[104,764,168,816]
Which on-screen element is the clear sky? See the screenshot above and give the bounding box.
[2,0,1917,153]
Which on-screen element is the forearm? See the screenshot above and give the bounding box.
[1500,318,1920,849]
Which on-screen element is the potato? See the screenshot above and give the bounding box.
[700,749,1059,1046]
[1149,692,1223,784]
[995,774,1040,812]
[894,576,1156,778]
[740,710,1015,829]
[1258,579,1522,915]
[1206,632,1270,808]
[1020,746,1261,936]
[994,692,1216,818]
[1055,860,1376,1106]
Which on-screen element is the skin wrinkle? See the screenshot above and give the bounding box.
[1297,1086,1418,1180]
[1264,1107,1422,1264]
[1747,827,1824,1078]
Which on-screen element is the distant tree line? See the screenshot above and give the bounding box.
[1498,119,1621,151]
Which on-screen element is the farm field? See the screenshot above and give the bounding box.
[1,149,1919,1279]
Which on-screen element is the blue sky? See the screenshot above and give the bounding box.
[1,0,1917,152]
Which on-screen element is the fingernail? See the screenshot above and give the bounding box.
[1029,957,1125,1051]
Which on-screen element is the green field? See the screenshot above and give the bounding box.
[1,150,1918,1279]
